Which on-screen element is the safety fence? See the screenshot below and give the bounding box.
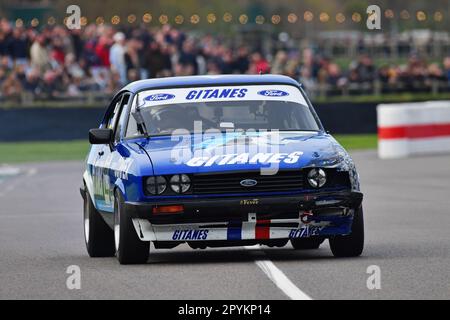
[0,102,380,142]
[377,101,450,158]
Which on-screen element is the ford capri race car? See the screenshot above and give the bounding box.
[81,75,364,264]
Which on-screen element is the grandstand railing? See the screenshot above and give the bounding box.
[0,80,449,106]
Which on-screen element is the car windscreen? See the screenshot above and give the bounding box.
[125,85,320,137]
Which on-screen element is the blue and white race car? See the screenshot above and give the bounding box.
[81,75,364,264]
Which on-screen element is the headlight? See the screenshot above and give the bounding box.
[169,174,191,193]
[145,176,167,195]
[307,168,327,188]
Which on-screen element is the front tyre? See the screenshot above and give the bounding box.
[114,191,150,264]
[83,188,115,257]
[329,206,364,257]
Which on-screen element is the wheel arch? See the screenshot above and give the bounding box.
[113,178,126,200]
[82,171,96,208]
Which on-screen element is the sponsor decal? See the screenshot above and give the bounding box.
[113,170,128,180]
[289,226,323,238]
[227,222,242,240]
[240,179,257,187]
[139,85,308,107]
[300,212,314,224]
[186,88,247,100]
[144,93,175,102]
[186,151,303,167]
[240,199,259,205]
[255,219,270,239]
[172,229,209,241]
[257,89,289,97]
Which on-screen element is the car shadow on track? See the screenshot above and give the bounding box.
[147,247,363,265]
[145,240,448,265]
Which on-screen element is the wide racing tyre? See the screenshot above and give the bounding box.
[114,191,150,264]
[83,188,115,257]
[291,237,324,250]
[329,206,364,257]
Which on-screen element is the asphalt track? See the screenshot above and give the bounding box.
[0,151,449,300]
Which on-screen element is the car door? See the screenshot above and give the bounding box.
[95,92,131,213]
[103,93,131,210]
[93,93,125,212]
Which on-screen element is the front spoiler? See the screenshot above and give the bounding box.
[126,190,362,242]
[124,190,363,223]
[132,214,354,242]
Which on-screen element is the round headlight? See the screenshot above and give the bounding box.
[146,176,167,195]
[169,174,191,193]
[307,168,327,188]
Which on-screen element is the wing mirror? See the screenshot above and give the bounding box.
[89,128,113,145]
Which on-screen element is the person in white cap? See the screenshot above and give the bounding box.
[110,32,127,85]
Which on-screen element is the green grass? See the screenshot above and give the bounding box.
[0,135,377,164]
[334,134,377,150]
[0,140,90,163]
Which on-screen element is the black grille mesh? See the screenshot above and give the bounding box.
[192,170,304,194]
[192,169,350,195]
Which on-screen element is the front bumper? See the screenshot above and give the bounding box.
[125,190,363,242]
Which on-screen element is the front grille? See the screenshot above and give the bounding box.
[192,170,304,195]
[192,169,351,195]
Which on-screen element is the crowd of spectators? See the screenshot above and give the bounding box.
[0,18,449,101]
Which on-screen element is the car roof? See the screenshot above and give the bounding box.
[122,74,301,93]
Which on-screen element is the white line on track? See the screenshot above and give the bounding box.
[0,167,37,197]
[0,167,21,176]
[245,246,312,300]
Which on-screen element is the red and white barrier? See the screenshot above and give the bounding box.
[377,101,450,159]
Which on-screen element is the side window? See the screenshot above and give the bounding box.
[104,95,123,130]
[125,95,139,138]
[114,94,130,142]
[126,113,138,138]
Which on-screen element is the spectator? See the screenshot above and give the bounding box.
[233,46,249,73]
[444,57,450,84]
[0,66,8,95]
[95,35,112,68]
[271,50,288,75]
[124,38,143,82]
[109,32,127,85]
[65,53,85,79]
[351,54,376,83]
[299,66,317,96]
[144,42,166,78]
[51,37,66,66]
[179,39,198,75]
[0,19,449,101]
[248,52,270,74]
[30,35,50,72]
[23,67,41,95]
[427,63,444,81]
[10,27,29,65]
[41,70,64,99]
[327,63,344,87]
[0,18,12,57]
[220,48,234,74]
[1,72,22,100]
[206,60,221,75]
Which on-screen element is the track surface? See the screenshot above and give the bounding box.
[0,151,449,300]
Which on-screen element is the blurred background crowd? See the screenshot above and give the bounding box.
[0,18,450,102]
